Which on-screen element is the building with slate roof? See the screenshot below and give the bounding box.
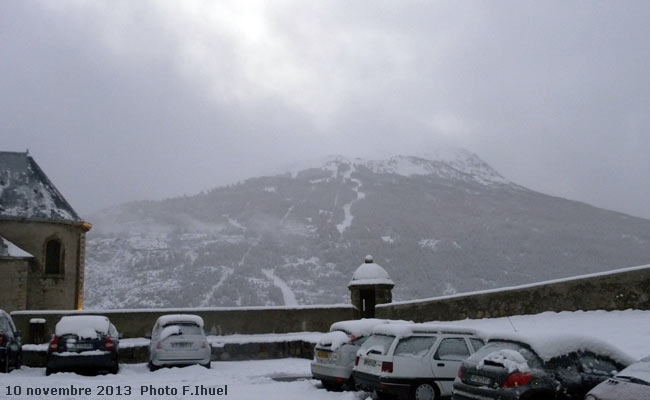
[0,151,91,311]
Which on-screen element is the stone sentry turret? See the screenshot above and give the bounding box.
[348,255,394,319]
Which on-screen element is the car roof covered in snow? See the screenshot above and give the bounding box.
[55,315,111,336]
[372,322,482,339]
[156,314,204,328]
[329,319,391,337]
[487,332,636,365]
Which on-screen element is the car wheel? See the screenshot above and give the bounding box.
[345,376,356,391]
[15,353,21,370]
[411,382,437,400]
[110,363,119,374]
[45,367,54,376]
[148,362,159,372]
[201,362,211,369]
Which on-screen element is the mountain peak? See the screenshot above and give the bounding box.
[285,149,510,186]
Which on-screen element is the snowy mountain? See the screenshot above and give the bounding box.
[84,151,650,309]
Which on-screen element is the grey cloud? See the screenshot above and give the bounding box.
[2,0,650,219]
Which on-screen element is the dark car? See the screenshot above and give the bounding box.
[585,356,650,400]
[46,315,120,375]
[452,333,634,400]
[0,310,22,373]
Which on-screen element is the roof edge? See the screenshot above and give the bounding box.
[26,155,81,222]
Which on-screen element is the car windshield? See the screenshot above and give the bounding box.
[352,336,369,346]
[162,323,203,336]
[468,341,543,369]
[0,317,13,333]
[615,360,650,385]
[359,334,395,355]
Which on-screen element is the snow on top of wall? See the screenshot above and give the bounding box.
[488,332,635,365]
[379,263,650,308]
[55,315,110,338]
[207,331,325,347]
[12,304,353,315]
[156,314,204,328]
[329,318,390,337]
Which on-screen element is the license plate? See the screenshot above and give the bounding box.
[363,358,377,367]
[468,374,492,385]
[172,342,192,348]
[74,343,94,350]
[317,351,330,359]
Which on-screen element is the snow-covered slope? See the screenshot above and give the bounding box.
[84,150,650,309]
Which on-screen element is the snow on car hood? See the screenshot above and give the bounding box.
[478,349,530,373]
[488,332,635,365]
[316,331,350,351]
[615,357,650,383]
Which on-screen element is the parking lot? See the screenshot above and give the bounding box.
[4,358,370,400]
[4,310,650,400]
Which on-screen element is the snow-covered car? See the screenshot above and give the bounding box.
[148,314,211,371]
[0,309,22,373]
[311,319,394,390]
[353,323,485,400]
[452,333,634,400]
[46,315,120,375]
[585,355,650,400]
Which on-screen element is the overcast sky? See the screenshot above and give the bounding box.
[2,1,650,219]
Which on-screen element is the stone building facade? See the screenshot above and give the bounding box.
[0,151,91,311]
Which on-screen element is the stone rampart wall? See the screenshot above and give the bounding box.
[12,305,354,344]
[376,265,650,321]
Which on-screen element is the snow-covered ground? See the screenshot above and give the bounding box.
[5,359,367,400]
[5,310,650,399]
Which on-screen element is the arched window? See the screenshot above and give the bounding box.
[45,239,64,274]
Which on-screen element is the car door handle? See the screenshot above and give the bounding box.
[437,363,445,367]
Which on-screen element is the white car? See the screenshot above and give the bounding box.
[148,314,211,371]
[311,319,394,390]
[353,323,485,400]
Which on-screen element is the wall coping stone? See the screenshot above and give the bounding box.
[379,263,650,308]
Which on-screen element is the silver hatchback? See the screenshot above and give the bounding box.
[148,314,211,371]
[311,319,394,390]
